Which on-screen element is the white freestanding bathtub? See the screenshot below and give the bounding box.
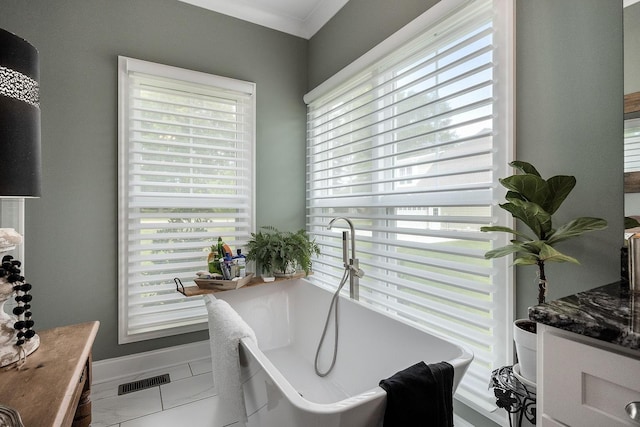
[215,278,473,427]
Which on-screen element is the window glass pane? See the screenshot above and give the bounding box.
[625,118,640,172]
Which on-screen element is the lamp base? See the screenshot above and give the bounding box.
[0,331,39,367]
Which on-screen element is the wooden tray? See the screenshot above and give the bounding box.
[193,273,254,290]
[175,271,311,297]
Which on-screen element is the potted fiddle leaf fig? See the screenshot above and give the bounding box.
[481,160,608,304]
[481,160,607,382]
[246,226,320,278]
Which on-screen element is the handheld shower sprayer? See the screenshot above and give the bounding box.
[340,231,349,268]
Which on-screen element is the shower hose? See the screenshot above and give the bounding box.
[314,267,350,377]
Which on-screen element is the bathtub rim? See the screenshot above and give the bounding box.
[238,278,474,416]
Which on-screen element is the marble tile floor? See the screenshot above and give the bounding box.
[91,357,241,427]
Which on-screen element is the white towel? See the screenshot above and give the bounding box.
[205,294,257,423]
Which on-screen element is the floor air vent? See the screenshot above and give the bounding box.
[118,373,170,395]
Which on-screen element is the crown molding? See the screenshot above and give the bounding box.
[178,0,348,39]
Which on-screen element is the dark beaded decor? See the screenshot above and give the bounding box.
[0,255,34,348]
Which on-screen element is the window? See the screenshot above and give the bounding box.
[118,57,255,343]
[305,0,513,414]
[625,118,640,172]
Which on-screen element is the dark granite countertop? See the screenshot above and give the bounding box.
[529,281,640,351]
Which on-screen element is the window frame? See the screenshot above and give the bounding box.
[304,0,514,417]
[117,56,256,344]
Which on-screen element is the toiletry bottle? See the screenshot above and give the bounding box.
[208,246,221,275]
[235,249,246,277]
[217,237,233,262]
[217,237,224,261]
[224,252,236,277]
[230,258,239,277]
[219,258,231,280]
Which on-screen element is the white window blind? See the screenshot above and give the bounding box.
[305,0,513,415]
[118,56,255,343]
[625,118,640,172]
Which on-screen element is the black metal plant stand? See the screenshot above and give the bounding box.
[489,366,536,426]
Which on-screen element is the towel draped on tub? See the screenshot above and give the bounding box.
[379,361,454,427]
[205,294,258,423]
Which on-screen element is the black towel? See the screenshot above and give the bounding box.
[379,361,454,427]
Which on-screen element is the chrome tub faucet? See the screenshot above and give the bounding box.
[328,217,365,300]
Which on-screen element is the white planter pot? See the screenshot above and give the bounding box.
[513,319,537,383]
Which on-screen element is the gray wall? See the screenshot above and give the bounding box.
[308,0,623,426]
[307,0,439,89]
[0,0,307,360]
[625,2,640,94]
[514,0,623,316]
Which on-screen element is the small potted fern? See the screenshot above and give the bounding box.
[481,160,607,382]
[246,226,320,278]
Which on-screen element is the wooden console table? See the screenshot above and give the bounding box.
[0,321,99,427]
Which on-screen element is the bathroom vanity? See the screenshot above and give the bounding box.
[530,282,640,426]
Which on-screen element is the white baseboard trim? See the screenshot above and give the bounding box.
[93,340,211,384]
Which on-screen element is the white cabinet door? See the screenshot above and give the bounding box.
[540,414,568,427]
[540,327,640,427]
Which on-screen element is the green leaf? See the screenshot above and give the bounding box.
[545,175,576,214]
[505,190,526,203]
[513,255,539,265]
[538,244,579,264]
[499,199,552,238]
[509,160,540,177]
[500,175,551,207]
[480,225,535,241]
[546,217,608,245]
[626,216,640,229]
[484,239,545,259]
[519,240,545,255]
[502,164,576,214]
[484,244,523,259]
